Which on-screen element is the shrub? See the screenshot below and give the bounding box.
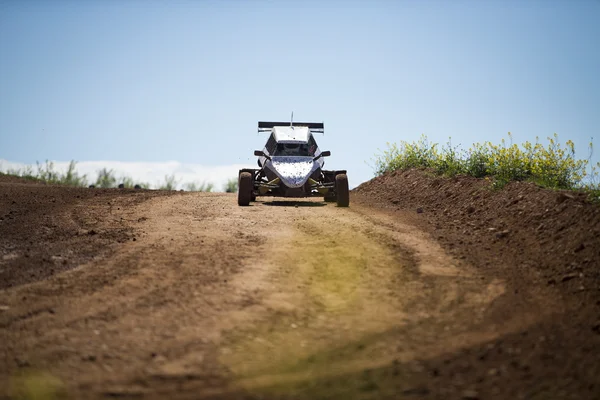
[184,181,214,192]
[5,164,39,182]
[95,168,117,188]
[115,176,149,189]
[0,160,87,186]
[373,133,599,193]
[159,174,178,191]
[62,161,88,186]
[223,177,238,193]
[373,135,439,175]
[0,161,236,193]
[36,160,60,183]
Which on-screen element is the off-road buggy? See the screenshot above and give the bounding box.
[238,121,349,207]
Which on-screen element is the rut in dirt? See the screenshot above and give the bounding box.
[218,203,526,397]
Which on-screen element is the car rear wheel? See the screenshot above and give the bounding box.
[238,172,253,206]
[335,174,349,207]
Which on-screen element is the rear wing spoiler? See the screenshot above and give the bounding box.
[258,121,324,134]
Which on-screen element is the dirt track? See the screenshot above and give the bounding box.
[1,175,599,399]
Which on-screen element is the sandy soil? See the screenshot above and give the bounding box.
[1,173,599,399]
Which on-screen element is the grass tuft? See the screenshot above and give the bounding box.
[183,181,214,192]
[223,177,238,193]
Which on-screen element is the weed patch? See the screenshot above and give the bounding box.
[373,133,600,196]
[0,161,228,192]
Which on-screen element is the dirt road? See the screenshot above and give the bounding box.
[1,177,599,399]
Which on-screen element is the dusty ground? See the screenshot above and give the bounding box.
[1,171,599,399]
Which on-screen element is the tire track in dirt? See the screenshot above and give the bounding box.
[216,202,554,398]
[1,193,255,397]
[0,193,558,399]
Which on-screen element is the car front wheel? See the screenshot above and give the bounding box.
[238,172,253,206]
[335,174,349,207]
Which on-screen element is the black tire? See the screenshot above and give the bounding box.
[335,174,349,207]
[238,172,253,206]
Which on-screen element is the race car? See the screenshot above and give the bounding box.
[237,121,349,207]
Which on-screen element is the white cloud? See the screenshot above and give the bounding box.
[0,159,254,191]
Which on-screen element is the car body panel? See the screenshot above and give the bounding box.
[268,156,323,188]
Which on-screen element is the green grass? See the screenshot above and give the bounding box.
[223,177,238,193]
[0,160,232,192]
[373,133,600,200]
[2,160,88,186]
[9,370,67,400]
[183,181,214,192]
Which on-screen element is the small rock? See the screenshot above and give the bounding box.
[416,207,424,213]
[561,273,578,282]
[556,192,574,203]
[15,357,30,368]
[0,305,9,311]
[574,243,585,253]
[118,183,125,189]
[134,184,141,189]
[496,230,510,239]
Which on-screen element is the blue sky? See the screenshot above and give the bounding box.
[1,0,599,188]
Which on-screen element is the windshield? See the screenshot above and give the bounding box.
[273,143,312,157]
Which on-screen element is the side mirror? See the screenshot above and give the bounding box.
[254,150,271,160]
[313,151,331,161]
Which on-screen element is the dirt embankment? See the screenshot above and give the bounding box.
[353,169,600,290]
[353,169,600,399]
[0,171,599,400]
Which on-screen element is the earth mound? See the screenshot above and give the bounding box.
[352,169,600,398]
[353,168,599,288]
